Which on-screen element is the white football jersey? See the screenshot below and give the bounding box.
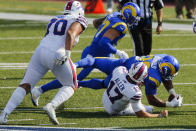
[40,14,88,51]
[102,66,143,115]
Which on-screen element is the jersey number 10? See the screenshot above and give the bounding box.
[45,18,68,36]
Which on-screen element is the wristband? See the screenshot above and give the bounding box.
[158,113,163,118]
[65,50,71,58]
[158,21,162,26]
[169,88,176,95]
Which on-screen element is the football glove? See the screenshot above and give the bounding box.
[166,94,183,107]
[116,50,129,59]
[55,49,71,65]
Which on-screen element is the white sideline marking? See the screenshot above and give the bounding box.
[8,119,35,122]
[0,125,122,130]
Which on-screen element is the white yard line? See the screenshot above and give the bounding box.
[39,123,77,126]
[0,12,193,31]
[0,33,195,40]
[1,48,196,55]
[8,119,35,122]
[0,63,195,70]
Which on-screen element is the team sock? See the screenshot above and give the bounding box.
[4,87,26,115]
[51,86,74,108]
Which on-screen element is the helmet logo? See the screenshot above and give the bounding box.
[160,63,175,75]
[133,64,145,80]
[66,1,74,10]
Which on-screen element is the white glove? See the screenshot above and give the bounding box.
[166,94,183,107]
[55,49,71,65]
[116,50,129,59]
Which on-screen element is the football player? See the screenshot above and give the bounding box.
[0,0,88,125]
[77,2,141,81]
[31,54,183,109]
[102,62,168,118]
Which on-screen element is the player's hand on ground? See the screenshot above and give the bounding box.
[116,50,129,59]
[166,94,183,107]
[176,94,183,107]
[159,110,168,118]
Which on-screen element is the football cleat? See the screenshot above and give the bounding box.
[0,111,8,124]
[43,103,59,125]
[30,87,42,107]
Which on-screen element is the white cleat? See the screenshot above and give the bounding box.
[0,111,8,125]
[30,87,42,107]
[43,103,59,125]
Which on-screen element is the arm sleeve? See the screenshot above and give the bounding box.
[98,37,117,54]
[76,16,88,31]
[130,100,145,113]
[145,79,157,95]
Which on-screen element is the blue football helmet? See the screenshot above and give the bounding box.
[121,2,141,26]
[158,55,180,80]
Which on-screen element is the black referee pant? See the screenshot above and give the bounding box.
[129,18,152,56]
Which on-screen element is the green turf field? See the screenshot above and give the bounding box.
[0,0,196,129]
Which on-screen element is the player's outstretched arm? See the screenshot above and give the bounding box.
[146,95,166,107]
[135,110,168,118]
[66,22,84,51]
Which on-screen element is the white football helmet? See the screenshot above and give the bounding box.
[128,62,148,83]
[64,0,84,16]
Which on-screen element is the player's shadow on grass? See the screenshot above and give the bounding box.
[58,111,110,118]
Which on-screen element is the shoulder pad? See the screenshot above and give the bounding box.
[112,22,127,34]
[76,16,88,29]
[149,76,160,87]
[113,66,127,75]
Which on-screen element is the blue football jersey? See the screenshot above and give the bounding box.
[135,54,167,95]
[93,12,127,45]
[87,12,128,57]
